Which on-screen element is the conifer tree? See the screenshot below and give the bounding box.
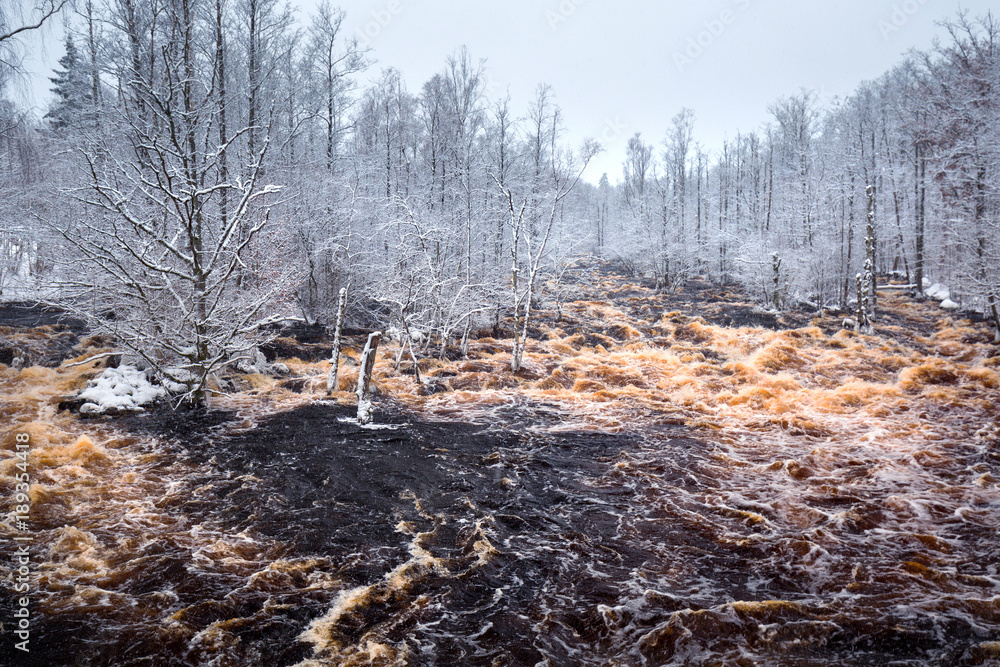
[45,36,92,131]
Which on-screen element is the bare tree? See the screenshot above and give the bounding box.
[49,0,287,408]
[307,1,366,173]
[0,0,67,48]
[496,139,600,373]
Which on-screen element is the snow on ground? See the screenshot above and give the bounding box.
[77,365,166,415]
[160,368,196,395]
[940,298,960,310]
[924,283,963,311]
[925,283,950,301]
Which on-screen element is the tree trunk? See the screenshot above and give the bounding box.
[863,184,878,318]
[216,0,228,241]
[326,287,347,394]
[356,331,380,425]
[914,144,926,294]
[772,253,781,310]
[988,293,1000,344]
[512,271,535,373]
[86,0,100,126]
[855,273,871,334]
[247,0,258,161]
[843,174,856,307]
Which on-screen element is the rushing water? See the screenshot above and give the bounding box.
[3,270,1000,666]
[2,396,997,666]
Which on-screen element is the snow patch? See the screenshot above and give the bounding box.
[356,394,374,425]
[940,298,960,311]
[384,327,426,344]
[337,417,402,431]
[234,348,269,374]
[925,283,950,301]
[77,365,165,415]
[161,367,197,394]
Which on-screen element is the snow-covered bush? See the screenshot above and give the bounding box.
[77,366,166,415]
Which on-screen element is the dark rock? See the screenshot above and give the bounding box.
[260,337,333,363]
[416,379,448,396]
[279,378,308,393]
[0,302,87,331]
[58,397,88,413]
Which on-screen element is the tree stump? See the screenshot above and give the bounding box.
[356,331,381,425]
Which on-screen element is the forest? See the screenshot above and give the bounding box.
[1,2,1000,665]
[0,2,996,406]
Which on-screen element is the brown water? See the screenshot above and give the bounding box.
[2,268,1000,666]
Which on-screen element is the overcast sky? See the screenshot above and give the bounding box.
[23,0,997,183]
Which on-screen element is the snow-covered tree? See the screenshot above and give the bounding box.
[50,0,289,408]
[45,37,93,131]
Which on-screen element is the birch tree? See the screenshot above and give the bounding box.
[50,0,287,408]
[307,1,366,174]
[497,138,600,373]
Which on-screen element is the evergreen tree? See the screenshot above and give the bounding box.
[45,36,91,131]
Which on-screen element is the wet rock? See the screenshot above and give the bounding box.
[275,320,328,344]
[416,378,448,396]
[0,342,14,365]
[260,336,333,363]
[966,641,1000,664]
[57,396,88,413]
[120,353,149,371]
[278,378,308,393]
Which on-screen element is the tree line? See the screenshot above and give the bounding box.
[0,3,996,406]
[611,11,998,339]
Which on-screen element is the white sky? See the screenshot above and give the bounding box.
[22,0,997,184]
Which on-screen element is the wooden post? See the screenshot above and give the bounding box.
[326,287,347,395]
[356,331,381,425]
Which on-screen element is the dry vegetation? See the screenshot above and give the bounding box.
[2,265,999,665]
